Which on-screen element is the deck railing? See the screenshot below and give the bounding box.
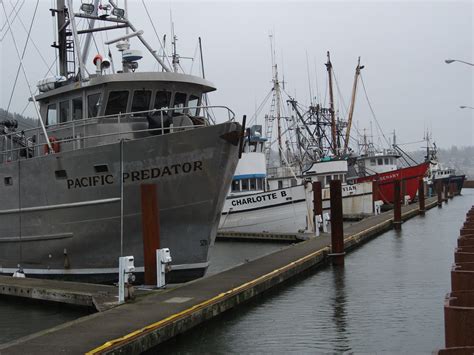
[0,105,235,163]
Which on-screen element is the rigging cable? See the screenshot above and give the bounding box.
[7,0,53,74]
[141,0,173,70]
[5,0,40,116]
[0,0,24,41]
[359,73,391,147]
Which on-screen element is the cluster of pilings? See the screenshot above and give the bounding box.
[439,206,474,354]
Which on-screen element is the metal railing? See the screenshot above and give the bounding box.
[0,105,235,163]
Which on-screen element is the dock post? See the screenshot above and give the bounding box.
[393,180,402,231]
[437,181,443,208]
[449,182,455,199]
[141,184,160,286]
[372,180,380,214]
[312,181,323,233]
[330,180,345,266]
[444,182,449,203]
[418,178,425,216]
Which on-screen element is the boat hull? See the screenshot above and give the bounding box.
[219,182,373,234]
[0,122,240,283]
[354,162,430,204]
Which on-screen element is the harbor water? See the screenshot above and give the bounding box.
[158,189,474,353]
[0,190,472,352]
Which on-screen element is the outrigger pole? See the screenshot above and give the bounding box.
[343,56,364,155]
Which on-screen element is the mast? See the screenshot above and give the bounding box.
[325,51,337,156]
[55,0,68,77]
[343,56,364,155]
[270,35,283,165]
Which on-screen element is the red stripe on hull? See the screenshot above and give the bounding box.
[354,162,430,204]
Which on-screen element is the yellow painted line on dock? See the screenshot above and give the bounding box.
[87,245,330,354]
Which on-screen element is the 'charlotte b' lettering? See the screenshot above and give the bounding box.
[231,190,287,207]
[66,160,203,189]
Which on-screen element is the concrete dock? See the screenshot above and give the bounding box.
[0,277,151,312]
[0,196,439,354]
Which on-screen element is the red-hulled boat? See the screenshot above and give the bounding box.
[353,162,430,204]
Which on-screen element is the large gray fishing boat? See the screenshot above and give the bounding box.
[0,1,241,283]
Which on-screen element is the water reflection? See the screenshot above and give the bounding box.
[331,265,349,353]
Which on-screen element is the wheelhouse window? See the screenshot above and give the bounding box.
[370,159,376,166]
[326,175,332,185]
[384,158,389,165]
[257,178,263,190]
[59,100,70,123]
[231,180,240,192]
[105,91,129,116]
[72,97,83,120]
[173,92,187,116]
[154,90,171,111]
[242,179,249,190]
[131,90,151,114]
[278,180,283,189]
[87,93,101,118]
[377,158,383,165]
[47,104,57,126]
[188,95,200,116]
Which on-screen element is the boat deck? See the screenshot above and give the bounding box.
[0,197,439,354]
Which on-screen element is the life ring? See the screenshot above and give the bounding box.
[44,136,60,154]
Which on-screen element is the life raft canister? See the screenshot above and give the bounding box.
[44,136,60,154]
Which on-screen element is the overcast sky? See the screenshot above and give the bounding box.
[0,0,472,149]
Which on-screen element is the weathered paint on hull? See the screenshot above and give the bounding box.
[0,122,240,283]
[355,162,429,204]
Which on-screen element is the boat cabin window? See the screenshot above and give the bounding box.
[377,158,383,165]
[188,95,200,116]
[154,90,171,111]
[241,179,249,190]
[370,159,376,166]
[278,180,283,189]
[87,93,101,118]
[326,175,332,185]
[173,92,187,116]
[47,104,57,126]
[291,178,297,187]
[249,178,257,190]
[59,100,70,123]
[105,91,129,116]
[384,158,389,165]
[257,178,263,190]
[72,97,83,120]
[231,180,240,192]
[131,90,151,114]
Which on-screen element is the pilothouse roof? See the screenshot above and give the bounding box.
[35,72,216,101]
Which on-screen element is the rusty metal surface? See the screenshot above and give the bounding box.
[140,184,160,286]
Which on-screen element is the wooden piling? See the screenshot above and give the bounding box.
[444,183,449,203]
[437,181,443,208]
[418,178,425,216]
[449,182,455,199]
[140,184,160,286]
[393,180,402,231]
[329,180,345,266]
[312,181,323,221]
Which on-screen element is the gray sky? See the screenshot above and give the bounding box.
[1,0,472,149]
